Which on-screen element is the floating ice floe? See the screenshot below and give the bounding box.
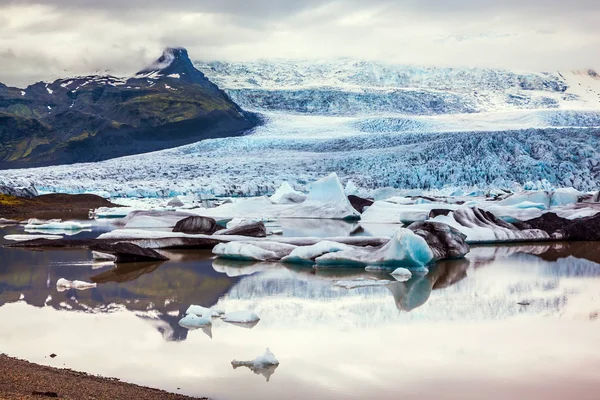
[179,313,212,329]
[221,310,260,324]
[122,210,198,229]
[213,241,297,261]
[269,181,306,204]
[429,207,549,244]
[332,278,394,289]
[315,229,434,268]
[281,241,352,264]
[232,348,279,369]
[56,278,97,291]
[92,251,117,261]
[4,234,63,242]
[360,201,460,224]
[24,220,92,231]
[391,268,413,281]
[194,173,360,220]
[186,305,224,318]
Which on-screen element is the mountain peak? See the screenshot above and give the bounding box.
[136,47,210,86]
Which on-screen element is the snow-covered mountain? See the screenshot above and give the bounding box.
[1,59,599,196]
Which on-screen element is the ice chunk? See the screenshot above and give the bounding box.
[232,348,279,368]
[221,310,260,324]
[166,196,185,207]
[332,278,394,289]
[92,251,117,261]
[186,305,224,318]
[178,313,212,329]
[361,201,459,224]
[4,234,63,242]
[429,207,549,243]
[213,241,296,261]
[24,220,91,231]
[344,180,359,196]
[391,268,413,282]
[270,181,306,204]
[316,228,434,268]
[122,210,197,229]
[281,240,352,264]
[56,278,97,291]
[25,218,61,225]
[551,188,583,207]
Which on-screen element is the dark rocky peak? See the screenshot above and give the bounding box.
[135,47,213,87]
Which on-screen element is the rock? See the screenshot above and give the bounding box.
[554,213,600,241]
[88,242,169,263]
[166,196,185,207]
[217,221,267,237]
[408,221,470,260]
[49,354,57,358]
[348,195,374,213]
[514,212,600,241]
[173,216,222,234]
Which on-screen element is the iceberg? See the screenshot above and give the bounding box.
[270,181,306,204]
[56,278,97,291]
[4,234,63,242]
[232,348,279,381]
[281,241,352,264]
[315,228,434,268]
[221,310,260,324]
[178,313,212,329]
[213,241,296,261]
[121,210,198,229]
[186,305,224,318]
[429,207,549,243]
[360,201,460,224]
[91,251,117,261]
[24,220,91,231]
[391,268,413,281]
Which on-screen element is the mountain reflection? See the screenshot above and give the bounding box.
[1,241,599,342]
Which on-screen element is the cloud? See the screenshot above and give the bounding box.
[1,1,599,86]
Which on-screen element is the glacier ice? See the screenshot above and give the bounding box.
[179,313,212,329]
[315,228,434,268]
[212,241,297,261]
[269,181,306,204]
[221,310,260,324]
[56,278,97,291]
[281,241,353,264]
[391,268,413,282]
[4,234,63,242]
[186,305,224,318]
[23,220,91,231]
[232,348,279,368]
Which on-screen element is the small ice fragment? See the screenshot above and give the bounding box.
[186,305,224,318]
[391,268,412,282]
[221,310,260,324]
[178,313,212,329]
[56,278,97,291]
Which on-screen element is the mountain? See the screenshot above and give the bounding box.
[0,48,258,169]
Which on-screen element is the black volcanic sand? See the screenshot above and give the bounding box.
[0,193,120,220]
[0,354,204,400]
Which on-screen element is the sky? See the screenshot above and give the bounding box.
[1,0,599,87]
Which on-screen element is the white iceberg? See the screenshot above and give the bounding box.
[429,207,549,243]
[360,201,459,224]
[391,268,413,282]
[270,181,306,204]
[186,305,224,318]
[178,313,212,329]
[232,348,279,369]
[221,310,260,324]
[4,234,63,242]
[213,241,296,261]
[315,228,434,268]
[56,278,97,291]
[92,251,117,261]
[24,220,91,231]
[122,210,197,229]
[281,240,352,264]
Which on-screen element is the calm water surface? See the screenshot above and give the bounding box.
[0,221,599,400]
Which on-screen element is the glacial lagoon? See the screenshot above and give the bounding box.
[1,221,599,400]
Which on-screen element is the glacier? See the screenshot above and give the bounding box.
[1,59,599,195]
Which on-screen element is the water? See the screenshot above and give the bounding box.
[1,223,599,399]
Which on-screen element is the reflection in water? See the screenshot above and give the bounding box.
[1,225,600,399]
[90,262,164,284]
[232,363,279,382]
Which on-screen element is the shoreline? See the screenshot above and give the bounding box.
[0,354,204,400]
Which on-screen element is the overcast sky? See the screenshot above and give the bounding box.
[1,0,599,86]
